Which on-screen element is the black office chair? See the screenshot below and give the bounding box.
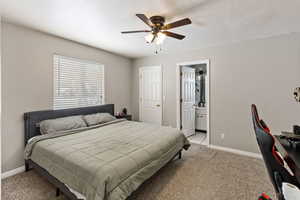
[251,104,300,200]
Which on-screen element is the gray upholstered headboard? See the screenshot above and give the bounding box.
[24,104,114,145]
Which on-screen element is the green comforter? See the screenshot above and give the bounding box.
[25,120,190,200]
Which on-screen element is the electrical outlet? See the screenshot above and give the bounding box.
[221,133,225,139]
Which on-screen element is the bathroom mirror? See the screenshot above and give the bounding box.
[195,64,207,107]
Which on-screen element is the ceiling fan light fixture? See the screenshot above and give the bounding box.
[145,33,154,43]
[144,32,166,44]
[156,32,166,45]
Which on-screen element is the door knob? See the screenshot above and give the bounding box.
[156,104,160,107]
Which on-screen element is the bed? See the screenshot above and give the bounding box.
[24,104,190,200]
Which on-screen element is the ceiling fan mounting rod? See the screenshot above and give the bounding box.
[152,26,160,34]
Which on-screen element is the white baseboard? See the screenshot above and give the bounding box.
[1,165,25,179]
[209,145,262,159]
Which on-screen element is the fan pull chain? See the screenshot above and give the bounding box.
[155,44,163,54]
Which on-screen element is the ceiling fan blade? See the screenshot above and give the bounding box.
[162,18,192,30]
[121,30,151,34]
[163,31,185,40]
[136,14,152,27]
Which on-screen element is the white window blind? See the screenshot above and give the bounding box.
[53,55,104,110]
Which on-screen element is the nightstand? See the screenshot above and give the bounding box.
[115,115,132,121]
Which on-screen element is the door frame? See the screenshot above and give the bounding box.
[139,65,163,125]
[176,59,210,146]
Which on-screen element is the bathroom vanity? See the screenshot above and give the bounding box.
[195,107,207,132]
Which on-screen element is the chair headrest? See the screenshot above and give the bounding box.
[251,104,262,129]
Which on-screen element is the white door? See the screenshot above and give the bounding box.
[139,66,162,124]
[181,66,196,137]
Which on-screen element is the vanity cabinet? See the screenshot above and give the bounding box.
[196,107,207,131]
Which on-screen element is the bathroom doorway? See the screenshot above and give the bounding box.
[176,59,210,146]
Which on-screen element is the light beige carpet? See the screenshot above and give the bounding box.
[2,144,275,200]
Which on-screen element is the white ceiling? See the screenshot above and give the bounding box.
[1,0,300,58]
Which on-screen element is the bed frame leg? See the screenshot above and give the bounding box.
[178,151,182,159]
[56,188,60,197]
[25,161,30,172]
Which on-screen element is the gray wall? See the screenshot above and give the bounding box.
[0,17,2,175]
[1,22,133,172]
[132,33,300,154]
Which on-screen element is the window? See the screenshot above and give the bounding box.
[53,55,104,110]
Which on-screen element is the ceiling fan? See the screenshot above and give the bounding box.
[121,14,192,44]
